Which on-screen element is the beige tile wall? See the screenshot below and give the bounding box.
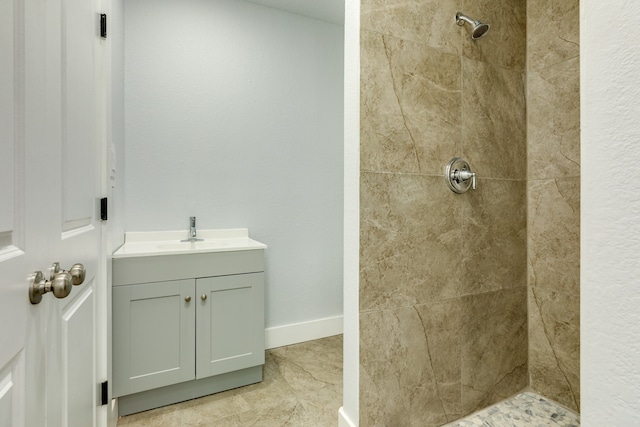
[527,0,580,412]
[359,0,528,424]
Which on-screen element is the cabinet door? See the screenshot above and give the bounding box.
[113,280,195,396]
[196,273,265,379]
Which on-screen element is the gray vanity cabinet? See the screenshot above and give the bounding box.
[113,279,196,397]
[112,249,265,415]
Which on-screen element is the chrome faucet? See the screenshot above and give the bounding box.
[181,216,203,242]
[189,216,197,238]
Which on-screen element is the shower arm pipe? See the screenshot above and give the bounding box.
[455,13,475,27]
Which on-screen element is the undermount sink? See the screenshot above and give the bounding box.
[113,229,267,259]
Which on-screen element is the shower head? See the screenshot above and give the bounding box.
[456,12,490,40]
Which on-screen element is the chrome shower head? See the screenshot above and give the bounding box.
[456,12,490,40]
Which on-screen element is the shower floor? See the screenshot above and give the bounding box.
[444,392,580,427]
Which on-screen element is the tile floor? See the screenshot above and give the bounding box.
[444,391,580,427]
[116,335,343,427]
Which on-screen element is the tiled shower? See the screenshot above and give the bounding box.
[359,0,579,424]
[527,0,580,412]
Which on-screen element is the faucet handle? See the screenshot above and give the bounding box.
[190,216,196,227]
[456,170,476,190]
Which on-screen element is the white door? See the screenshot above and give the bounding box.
[0,0,106,425]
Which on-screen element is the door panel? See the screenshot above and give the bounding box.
[61,0,97,231]
[0,0,27,379]
[0,352,25,427]
[0,0,30,422]
[63,286,96,427]
[0,379,11,427]
[0,0,25,258]
[0,0,15,245]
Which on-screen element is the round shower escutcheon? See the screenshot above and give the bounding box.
[445,157,477,194]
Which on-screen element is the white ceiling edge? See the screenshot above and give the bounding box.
[244,0,344,25]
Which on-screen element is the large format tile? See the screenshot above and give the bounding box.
[461,0,527,70]
[360,173,462,311]
[361,0,462,55]
[414,301,463,422]
[360,301,462,426]
[361,30,462,175]
[528,177,580,295]
[527,0,581,415]
[213,398,308,427]
[361,30,420,174]
[461,58,526,180]
[529,286,580,412]
[117,336,343,427]
[461,179,526,295]
[461,288,528,414]
[528,0,579,71]
[297,384,343,426]
[270,335,343,393]
[528,57,580,180]
[179,394,251,426]
[231,352,297,412]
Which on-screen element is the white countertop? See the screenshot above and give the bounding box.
[113,228,267,259]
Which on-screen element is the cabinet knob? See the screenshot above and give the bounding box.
[185,296,191,303]
[201,294,207,301]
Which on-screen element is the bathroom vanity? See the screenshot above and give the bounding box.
[112,229,266,416]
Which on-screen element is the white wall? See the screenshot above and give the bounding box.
[245,0,344,25]
[581,1,640,424]
[124,0,344,329]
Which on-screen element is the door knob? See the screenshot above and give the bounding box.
[201,294,207,301]
[28,270,72,304]
[68,263,86,286]
[51,272,73,298]
[48,262,85,285]
[28,262,87,304]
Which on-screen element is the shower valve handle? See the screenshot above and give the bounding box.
[455,170,476,190]
[445,158,477,194]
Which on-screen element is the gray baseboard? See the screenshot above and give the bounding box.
[117,365,263,417]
